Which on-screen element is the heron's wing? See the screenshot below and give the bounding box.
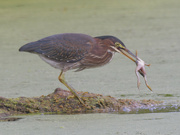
[19,33,93,63]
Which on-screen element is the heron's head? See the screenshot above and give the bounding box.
[96,36,138,62]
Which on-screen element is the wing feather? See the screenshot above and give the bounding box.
[19,33,94,63]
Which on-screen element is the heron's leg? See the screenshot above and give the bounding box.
[58,70,85,105]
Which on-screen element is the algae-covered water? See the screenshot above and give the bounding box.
[0,0,180,134]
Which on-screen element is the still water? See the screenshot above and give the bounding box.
[0,0,180,134]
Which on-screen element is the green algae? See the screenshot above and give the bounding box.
[0,88,173,121]
[2,88,179,121]
[158,94,174,97]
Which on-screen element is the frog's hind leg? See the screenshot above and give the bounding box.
[144,75,152,91]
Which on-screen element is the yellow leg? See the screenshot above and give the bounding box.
[58,71,85,105]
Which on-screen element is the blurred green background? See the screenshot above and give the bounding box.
[1,0,179,98]
[0,0,180,135]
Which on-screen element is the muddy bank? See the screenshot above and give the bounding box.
[1,88,179,121]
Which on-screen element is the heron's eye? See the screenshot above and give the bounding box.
[115,42,125,49]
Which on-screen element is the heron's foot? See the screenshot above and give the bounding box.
[82,92,89,95]
[67,95,75,99]
[58,71,86,106]
[97,99,105,108]
[77,97,86,107]
[67,94,86,106]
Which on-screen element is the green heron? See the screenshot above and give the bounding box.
[19,33,140,105]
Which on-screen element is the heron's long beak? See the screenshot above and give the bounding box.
[111,46,137,62]
[120,48,138,62]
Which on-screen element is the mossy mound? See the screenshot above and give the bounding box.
[0,88,172,121]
